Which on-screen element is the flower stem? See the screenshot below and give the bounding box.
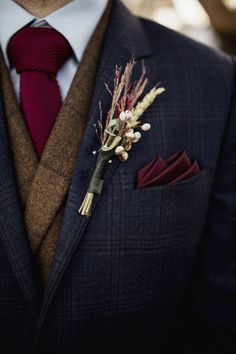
[79,150,114,216]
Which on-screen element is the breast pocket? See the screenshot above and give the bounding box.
[118,167,213,297]
[123,167,212,237]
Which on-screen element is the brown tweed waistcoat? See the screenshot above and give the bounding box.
[0,1,112,285]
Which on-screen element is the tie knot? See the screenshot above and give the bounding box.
[7,27,73,75]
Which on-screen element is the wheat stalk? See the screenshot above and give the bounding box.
[132,87,166,120]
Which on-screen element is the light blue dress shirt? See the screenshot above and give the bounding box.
[0,0,108,100]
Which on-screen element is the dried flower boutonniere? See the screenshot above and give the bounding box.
[79,58,165,216]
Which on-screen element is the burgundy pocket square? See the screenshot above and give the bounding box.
[136,150,200,189]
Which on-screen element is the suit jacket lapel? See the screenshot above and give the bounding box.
[0,93,41,317]
[38,0,152,331]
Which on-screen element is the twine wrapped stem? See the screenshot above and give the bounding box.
[79,150,114,216]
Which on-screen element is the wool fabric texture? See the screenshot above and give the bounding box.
[7,27,73,156]
[0,0,112,286]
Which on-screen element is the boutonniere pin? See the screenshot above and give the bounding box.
[79,58,165,216]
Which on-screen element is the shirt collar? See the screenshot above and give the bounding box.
[0,0,108,67]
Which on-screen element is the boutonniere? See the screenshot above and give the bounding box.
[79,58,165,216]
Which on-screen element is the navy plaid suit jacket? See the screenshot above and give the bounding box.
[0,1,236,353]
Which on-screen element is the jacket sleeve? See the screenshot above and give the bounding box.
[180,56,236,354]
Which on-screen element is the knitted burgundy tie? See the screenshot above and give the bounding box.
[7,27,73,156]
